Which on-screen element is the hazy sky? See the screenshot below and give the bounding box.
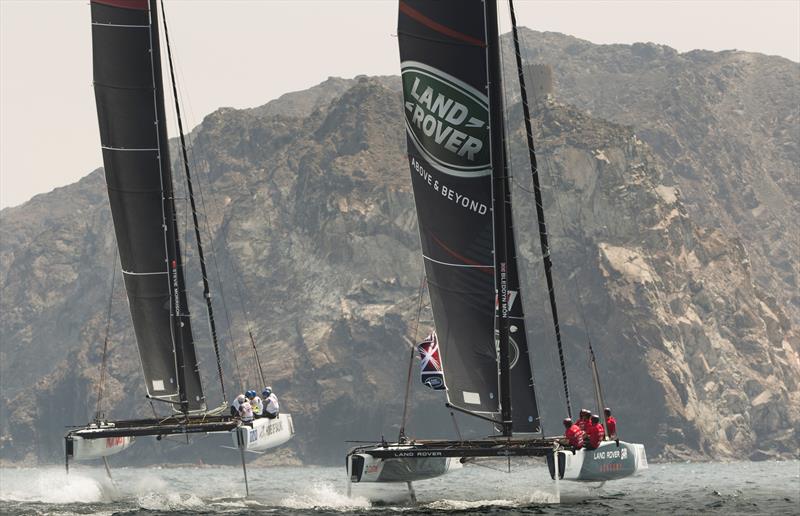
[1,0,798,209]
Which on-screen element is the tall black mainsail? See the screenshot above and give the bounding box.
[398,0,539,432]
[91,0,205,412]
[346,1,647,486]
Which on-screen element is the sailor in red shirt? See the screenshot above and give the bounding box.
[562,417,584,449]
[576,408,591,433]
[604,407,617,439]
[585,414,606,449]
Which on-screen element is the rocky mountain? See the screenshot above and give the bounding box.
[507,30,799,325]
[1,33,797,465]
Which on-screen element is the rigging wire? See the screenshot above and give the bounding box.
[496,11,548,435]
[166,31,256,394]
[508,0,572,419]
[94,247,118,421]
[398,273,428,441]
[160,0,226,404]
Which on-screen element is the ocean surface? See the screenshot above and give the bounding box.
[1,460,797,515]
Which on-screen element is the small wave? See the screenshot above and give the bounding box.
[527,489,560,504]
[0,468,112,504]
[137,491,206,511]
[280,482,371,511]
[424,498,517,510]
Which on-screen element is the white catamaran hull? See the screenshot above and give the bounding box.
[348,449,461,483]
[66,434,134,461]
[232,414,294,452]
[548,440,648,482]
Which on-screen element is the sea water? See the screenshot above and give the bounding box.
[0,460,797,515]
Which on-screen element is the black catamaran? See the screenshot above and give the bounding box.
[345,0,646,492]
[65,0,293,494]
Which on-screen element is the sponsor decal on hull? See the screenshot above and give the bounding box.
[106,437,126,448]
[248,419,285,443]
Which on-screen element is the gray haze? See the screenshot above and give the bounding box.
[1,0,798,208]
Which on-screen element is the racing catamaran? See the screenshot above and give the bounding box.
[346,0,646,496]
[64,0,293,494]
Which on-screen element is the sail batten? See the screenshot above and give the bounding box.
[91,0,205,412]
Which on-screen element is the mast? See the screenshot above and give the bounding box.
[148,0,190,414]
[485,0,512,437]
[159,0,227,404]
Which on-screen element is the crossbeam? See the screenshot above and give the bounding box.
[350,437,566,460]
[67,415,240,439]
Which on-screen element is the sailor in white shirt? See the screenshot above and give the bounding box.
[238,398,254,422]
[230,393,245,417]
[262,387,280,419]
[246,390,263,417]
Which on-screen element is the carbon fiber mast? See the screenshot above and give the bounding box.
[485,0,513,438]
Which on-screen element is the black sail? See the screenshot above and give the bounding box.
[91,0,205,412]
[398,0,539,430]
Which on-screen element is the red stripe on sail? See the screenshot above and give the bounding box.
[92,0,149,10]
[431,233,494,275]
[399,1,485,47]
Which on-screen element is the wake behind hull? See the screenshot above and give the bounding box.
[548,440,648,482]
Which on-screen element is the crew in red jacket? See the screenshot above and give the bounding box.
[563,418,584,449]
[586,414,606,449]
[576,408,591,433]
[604,407,617,439]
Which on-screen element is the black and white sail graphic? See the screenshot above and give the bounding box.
[91,0,205,411]
[398,0,539,431]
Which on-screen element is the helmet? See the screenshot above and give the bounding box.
[604,407,612,415]
[591,414,600,424]
[236,394,246,403]
[262,387,272,397]
[246,390,256,398]
[562,417,572,426]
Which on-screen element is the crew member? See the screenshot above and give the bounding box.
[604,407,617,439]
[230,393,245,417]
[238,397,254,422]
[563,417,584,449]
[262,386,279,419]
[585,414,605,450]
[246,390,263,418]
[576,408,591,433]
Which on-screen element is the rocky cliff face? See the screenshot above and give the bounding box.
[1,35,797,464]
[507,30,799,326]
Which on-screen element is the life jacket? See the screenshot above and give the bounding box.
[606,416,617,437]
[264,393,279,415]
[249,396,263,415]
[576,417,590,433]
[588,422,605,448]
[239,401,254,421]
[564,424,584,448]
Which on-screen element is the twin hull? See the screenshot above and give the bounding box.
[232,414,295,452]
[67,414,294,461]
[548,440,648,482]
[348,448,461,483]
[66,434,135,461]
[349,440,647,484]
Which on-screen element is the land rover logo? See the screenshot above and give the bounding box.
[402,61,490,178]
